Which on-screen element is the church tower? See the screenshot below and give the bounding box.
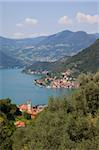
[27,100,32,112]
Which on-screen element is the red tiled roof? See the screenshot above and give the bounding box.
[19,104,28,111]
[15,121,25,127]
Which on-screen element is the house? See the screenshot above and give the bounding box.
[18,104,28,112]
[15,121,25,127]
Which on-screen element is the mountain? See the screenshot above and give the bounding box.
[94,33,99,38]
[0,36,46,65]
[0,30,98,66]
[62,39,99,74]
[23,55,70,73]
[26,30,97,61]
[24,39,99,75]
[0,51,24,68]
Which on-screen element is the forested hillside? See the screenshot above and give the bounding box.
[63,39,99,74]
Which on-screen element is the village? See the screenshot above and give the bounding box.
[34,70,79,89]
[15,100,47,127]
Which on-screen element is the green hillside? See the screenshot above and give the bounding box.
[63,39,99,74]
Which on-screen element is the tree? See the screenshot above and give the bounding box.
[0,99,21,150]
[0,98,21,120]
[23,111,31,120]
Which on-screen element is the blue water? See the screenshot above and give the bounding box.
[0,69,72,104]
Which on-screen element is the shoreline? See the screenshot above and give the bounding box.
[0,68,74,105]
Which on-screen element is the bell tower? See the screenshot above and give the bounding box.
[27,100,32,112]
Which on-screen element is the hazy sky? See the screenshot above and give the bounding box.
[0,0,99,38]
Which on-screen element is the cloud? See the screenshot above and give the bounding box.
[29,33,48,38]
[16,17,38,27]
[58,16,72,26]
[16,23,23,27]
[12,32,47,39]
[25,18,38,26]
[13,32,25,39]
[76,12,99,24]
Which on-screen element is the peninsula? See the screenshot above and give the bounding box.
[34,70,79,89]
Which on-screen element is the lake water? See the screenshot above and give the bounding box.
[0,69,72,105]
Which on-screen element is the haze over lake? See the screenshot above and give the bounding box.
[0,69,72,105]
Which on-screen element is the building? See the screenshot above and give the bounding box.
[14,121,25,127]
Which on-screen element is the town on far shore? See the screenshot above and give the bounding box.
[27,69,79,89]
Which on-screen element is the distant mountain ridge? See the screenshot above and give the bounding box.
[0,30,99,68]
[25,39,99,75]
[0,51,24,68]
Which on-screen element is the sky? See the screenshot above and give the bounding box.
[0,0,99,39]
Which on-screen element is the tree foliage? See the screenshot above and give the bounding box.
[0,99,21,150]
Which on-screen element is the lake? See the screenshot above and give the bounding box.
[0,69,72,105]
